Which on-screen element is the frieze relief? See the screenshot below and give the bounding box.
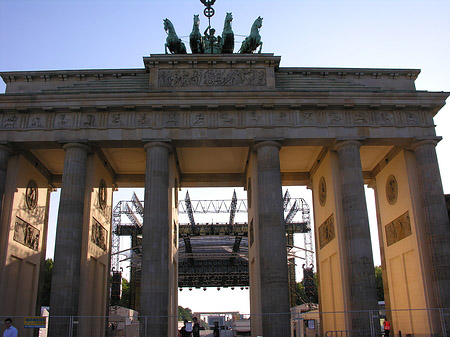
[385,211,412,246]
[3,115,18,128]
[28,115,45,128]
[164,113,180,127]
[91,218,107,251]
[14,217,40,251]
[190,112,207,127]
[110,113,124,127]
[0,108,434,131]
[218,112,235,126]
[378,111,394,125]
[137,112,154,126]
[246,111,264,126]
[318,214,335,249]
[83,114,96,127]
[55,113,74,128]
[328,111,344,125]
[405,111,419,125]
[353,111,369,124]
[157,69,266,87]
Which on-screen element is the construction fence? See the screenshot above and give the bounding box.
[0,308,448,337]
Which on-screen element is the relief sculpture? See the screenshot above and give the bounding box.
[158,69,266,87]
[14,217,40,251]
[318,214,335,249]
[385,211,412,246]
[91,218,107,251]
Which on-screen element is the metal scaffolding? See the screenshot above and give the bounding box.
[111,190,312,290]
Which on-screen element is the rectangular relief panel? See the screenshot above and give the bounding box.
[385,211,412,247]
[13,217,40,251]
[91,218,108,251]
[318,214,335,249]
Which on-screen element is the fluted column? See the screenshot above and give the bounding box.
[412,139,450,310]
[334,140,378,332]
[0,145,12,223]
[141,142,171,337]
[49,143,90,336]
[254,141,290,337]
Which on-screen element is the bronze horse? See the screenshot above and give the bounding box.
[163,18,187,54]
[239,16,263,54]
[189,14,203,54]
[220,12,234,53]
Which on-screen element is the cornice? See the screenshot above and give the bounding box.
[0,91,447,116]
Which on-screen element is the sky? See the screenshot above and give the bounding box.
[1,0,449,315]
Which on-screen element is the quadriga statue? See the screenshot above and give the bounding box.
[163,18,187,54]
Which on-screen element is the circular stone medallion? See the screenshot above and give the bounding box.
[99,179,107,210]
[26,180,38,210]
[319,177,327,206]
[386,175,398,205]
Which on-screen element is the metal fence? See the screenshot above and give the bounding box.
[0,309,448,337]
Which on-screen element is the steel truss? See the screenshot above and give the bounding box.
[111,190,312,290]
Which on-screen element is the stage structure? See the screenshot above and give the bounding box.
[111,190,311,310]
[0,4,449,337]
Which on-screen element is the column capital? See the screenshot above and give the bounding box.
[62,142,91,152]
[410,137,442,151]
[253,140,282,152]
[143,141,173,153]
[333,139,362,152]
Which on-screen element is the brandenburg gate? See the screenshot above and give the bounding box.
[0,52,449,337]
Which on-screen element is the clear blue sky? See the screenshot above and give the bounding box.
[1,0,449,314]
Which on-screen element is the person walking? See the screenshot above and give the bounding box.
[3,318,18,337]
[192,317,200,337]
[180,319,192,337]
[383,319,391,337]
[213,321,220,337]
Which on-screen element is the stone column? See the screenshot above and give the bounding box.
[334,140,378,332]
[411,140,450,310]
[49,143,89,337]
[141,142,171,337]
[254,141,290,337]
[0,145,12,223]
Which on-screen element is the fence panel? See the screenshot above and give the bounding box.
[1,309,448,337]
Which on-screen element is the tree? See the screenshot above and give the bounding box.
[374,266,385,301]
[178,306,193,321]
[118,278,131,308]
[294,270,318,305]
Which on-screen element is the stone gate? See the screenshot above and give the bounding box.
[0,53,449,337]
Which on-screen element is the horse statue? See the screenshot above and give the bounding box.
[163,18,187,54]
[239,16,263,54]
[220,12,234,53]
[189,14,203,54]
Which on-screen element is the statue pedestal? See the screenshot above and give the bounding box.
[144,54,280,91]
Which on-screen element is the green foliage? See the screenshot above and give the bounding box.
[118,278,131,308]
[375,265,385,301]
[41,258,53,306]
[178,306,193,321]
[295,271,318,305]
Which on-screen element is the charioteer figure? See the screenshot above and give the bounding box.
[203,25,222,53]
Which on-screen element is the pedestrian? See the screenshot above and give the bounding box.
[192,317,200,337]
[213,321,220,337]
[3,318,18,337]
[383,319,391,337]
[180,319,192,337]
